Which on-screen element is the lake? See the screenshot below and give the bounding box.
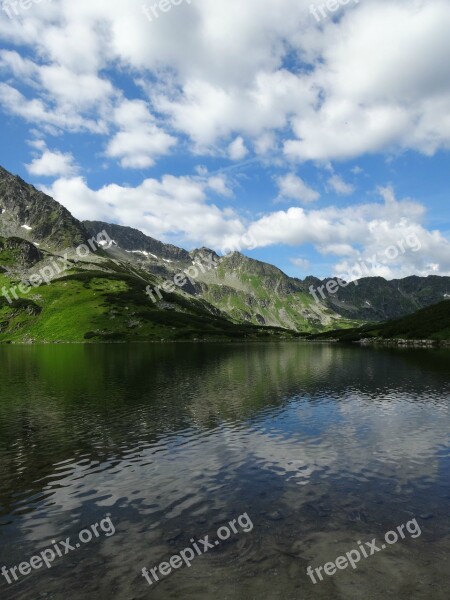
[0,343,449,599]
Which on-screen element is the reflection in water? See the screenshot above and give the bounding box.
[0,343,449,599]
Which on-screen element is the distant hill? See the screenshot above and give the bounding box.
[310,300,450,343]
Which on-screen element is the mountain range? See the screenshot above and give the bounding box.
[0,165,449,343]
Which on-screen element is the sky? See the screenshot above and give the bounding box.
[0,0,449,280]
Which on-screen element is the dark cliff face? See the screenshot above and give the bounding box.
[83,221,191,262]
[0,236,43,268]
[0,167,88,250]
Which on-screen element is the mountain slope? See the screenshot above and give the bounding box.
[310,300,450,343]
[81,221,450,331]
[315,275,450,321]
[83,220,350,331]
[83,220,190,262]
[0,267,299,343]
[192,251,352,331]
[0,166,88,250]
[0,167,301,342]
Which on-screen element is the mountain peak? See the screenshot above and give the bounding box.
[0,164,88,250]
[83,220,190,262]
[190,247,220,261]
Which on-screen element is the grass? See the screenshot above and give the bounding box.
[0,268,302,343]
[309,299,450,342]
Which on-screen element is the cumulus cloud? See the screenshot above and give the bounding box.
[247,187,450,278]
[290,257,310,271]
[26,147,78,177]
[41,174,246,250]
[284,1,450,161]
[228,136,248,161]
[0,83,106,134]
[105,99,176,168]
[327,174,355,195]
[0,0,449,161]
[276,173,320,203]
[206,175,233,197]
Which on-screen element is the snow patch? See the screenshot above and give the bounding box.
[21,224,32,231]
[125,250,158,259]
[99,239,117,248]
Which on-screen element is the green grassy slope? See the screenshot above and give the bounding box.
[0,268,302,343]
[310,300,450,342]
[194,252,361,332]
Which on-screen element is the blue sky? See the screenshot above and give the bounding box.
[0,0,449,280]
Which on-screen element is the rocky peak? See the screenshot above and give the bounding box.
[0,165,88,250]
[83,221,191,263]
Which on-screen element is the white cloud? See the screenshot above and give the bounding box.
[41,174,246,250]
[206,176,233,197]
[228,136,248,161]
[39,65,115,110]
[105,99,176,168]
[284,1,450,161]
[26,148,78,177]
[254,132,276,155]
[0,83,106,134]
[0,0,449,162]
[195,165,208,176]
[327,174,355,195]
[247,187,450,278]
[277,173,320,203]
[290,257,310,271]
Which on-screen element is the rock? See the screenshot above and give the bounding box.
[266,510,283,521]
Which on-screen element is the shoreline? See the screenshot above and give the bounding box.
[355,337,450,348]
[1,337,449,347]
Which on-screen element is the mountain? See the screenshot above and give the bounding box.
[315,274,450,321]
[82,220,351,331]
[1,165,449,343]
[83,221,191,262]
[0,168,300,343]
[84,220,450,331]
[0,166,88,250]
[309,299,450,344]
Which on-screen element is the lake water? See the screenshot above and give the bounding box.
[0,343,449,599]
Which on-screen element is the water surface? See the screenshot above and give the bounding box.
[0,343,449,599]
